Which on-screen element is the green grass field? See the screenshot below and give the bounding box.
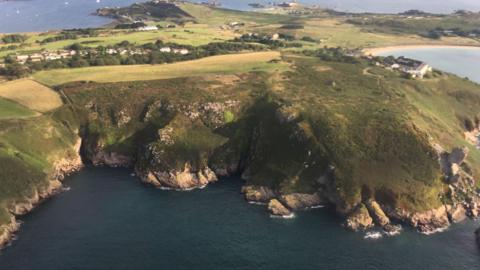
[0,98,36,119]
[0,24,237,58]
[33,51,287,85]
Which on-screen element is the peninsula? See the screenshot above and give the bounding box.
[1,1,480,248]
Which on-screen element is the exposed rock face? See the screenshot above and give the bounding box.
[447,204,467,223]
[241,185,276,203]
[345,204,374,231]
[268,199,292,217]
[440,147,469,184]
[0,217,20,248]
[51,139,84,180]
[90,151,133,167]
[114,109,131,127]
[212,162,241,177]
[0,138,83,248]
[279,193,325,210]
[139,163,217,190]
[409,206,450,233]
[81,131,133,167]
[365,200,390,227]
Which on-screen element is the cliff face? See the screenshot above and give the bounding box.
[57,55,480,234]
[0,137,83,248]
[3,53,480,246]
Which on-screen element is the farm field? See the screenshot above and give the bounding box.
[0,79,62,112]
[33,51,287,85]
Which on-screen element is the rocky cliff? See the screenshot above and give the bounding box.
[0,138,83,248]
[3,53,480,248]
[56,59,480,235]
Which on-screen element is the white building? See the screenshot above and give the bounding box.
[136,25,158,31]
[160,47,171,53]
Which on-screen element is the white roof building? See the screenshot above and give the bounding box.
[160,47,171,53]
[136,25,158,31]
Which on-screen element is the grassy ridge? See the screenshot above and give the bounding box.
[33,51,286,85]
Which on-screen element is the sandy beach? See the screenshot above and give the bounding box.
[363,45,480,56]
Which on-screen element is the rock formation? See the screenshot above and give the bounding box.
[279,193,325,210]
[241,185,276,203]
[268,199,292,217]
[345,204,373,231]
[139,163,217,190]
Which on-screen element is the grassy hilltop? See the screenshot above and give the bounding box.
[1,1,480,239]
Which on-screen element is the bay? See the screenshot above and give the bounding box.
[0,167,479,270]
[2,0,480,33]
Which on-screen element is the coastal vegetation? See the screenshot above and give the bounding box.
[1,0,480,248]
[32,51,285,85]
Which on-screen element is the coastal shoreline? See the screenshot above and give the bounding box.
[0,139,83,249]
[363,44,480,56]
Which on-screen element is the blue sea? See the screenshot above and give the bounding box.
[1,0,480,33]
[0,167,479,270]
[1,1,480,269]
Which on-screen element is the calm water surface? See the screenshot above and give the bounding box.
[0,167,479,270]
[2,0,480,33]
[379,48,480,83]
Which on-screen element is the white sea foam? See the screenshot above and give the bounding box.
[364,231,383,239]
[247,201,266,205]
[270,213,296,219]
[384,229,402,237]
[420,226,448,235]
[157,184,208,192]
[307,205,325,209]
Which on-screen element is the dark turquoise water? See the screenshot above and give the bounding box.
[0,167,479,270]
[2,0,480,33]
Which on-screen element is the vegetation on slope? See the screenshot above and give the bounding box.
[51,52,480,214]
[32,51,286,85]
[0,98,36,119]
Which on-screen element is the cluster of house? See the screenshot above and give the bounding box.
[438,29,478,38]
[276,1,300,8]
[382,56,432,79]
[158,47,189,55]
[241,32,280,41]
[105,46,189,55]
[13,45,190,65]
[135,24,176,31]
[15,50,77,64]
[220,21,246,30]
[136,25,159,31]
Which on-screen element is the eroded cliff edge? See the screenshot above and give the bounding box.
[69,54,480,235]
[2,54,480,247]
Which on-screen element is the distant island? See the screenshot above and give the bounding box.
[1,0,480,249]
